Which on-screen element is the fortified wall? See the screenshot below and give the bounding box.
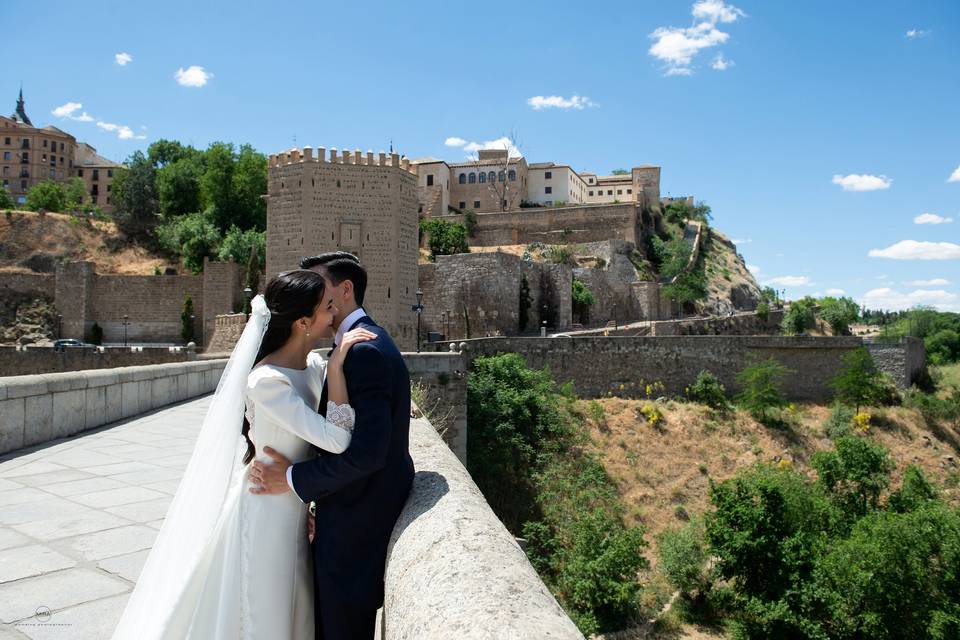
[267,146,419,350]
[437,335,925,403]
[418,251,572,339]
[0,259,243,348]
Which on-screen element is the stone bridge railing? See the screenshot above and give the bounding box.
[385,416,584,639]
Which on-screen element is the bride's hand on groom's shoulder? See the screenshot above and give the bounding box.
[329,328,376,367]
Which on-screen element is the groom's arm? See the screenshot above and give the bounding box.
[289,342,393,503]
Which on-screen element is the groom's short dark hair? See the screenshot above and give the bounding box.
[299,252,368,306]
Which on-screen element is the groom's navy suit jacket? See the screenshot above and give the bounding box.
[290,315,414,612]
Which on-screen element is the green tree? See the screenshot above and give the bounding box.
[781,296,816,335]
[419,219,469,260]
[812,436,893,523]
[830,347,886,413]
[25,180,66,212]
[201,141,236,229]
[217,226,265,270]
[156,211,222,273]
[148,139,197,167]
[610,168,629,175]
[571,279,595,324]
[888,465,939,513]
[181,295,195,343]
[687,369,731,410]
[0,185,14,209]
[659,518,710,597]
[466,353,575,531]
[157,155,205,218]
[112,150,159,234]
[63,177,88,211]
[817,296,860,335]
[735,357,791,422]
[926,328,960,364]
[230,143,268,230]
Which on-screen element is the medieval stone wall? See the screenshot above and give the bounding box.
[438,335,917,402]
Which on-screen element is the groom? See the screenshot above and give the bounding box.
[249,251,415,640]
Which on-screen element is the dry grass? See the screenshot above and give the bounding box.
[0,209,173,275]
[577,397,960,570]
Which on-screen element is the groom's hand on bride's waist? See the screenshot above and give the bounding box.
[248,447,293,495]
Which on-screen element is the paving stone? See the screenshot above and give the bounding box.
[0,499,90,527]
[97,549,149,582]
[0,568,128,624]
[142,479,181,495]
[106,467,182,485]
[69,487,167,509]
[0,529,30,552]
[77,461,155,477]
[0,544,76,583]
[0,479,23,492]
[0,463,67,480]
[1,470,93,488]
[51,450,126,469]
[0,489,49,509]
[104,498,172,524]
[58,525,156,561]
[36,477,127,498]
[11,513,131,542]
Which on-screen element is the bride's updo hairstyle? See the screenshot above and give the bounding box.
[241,269,327,464]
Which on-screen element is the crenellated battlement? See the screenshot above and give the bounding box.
[268,146,413,172]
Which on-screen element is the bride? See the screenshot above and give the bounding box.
[112,269,374,639]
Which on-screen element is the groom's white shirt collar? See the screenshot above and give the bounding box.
[334,307,367,346]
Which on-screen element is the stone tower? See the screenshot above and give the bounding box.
[266,147,419,349]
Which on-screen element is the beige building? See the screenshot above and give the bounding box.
[1,90,120,213]
[411,148,661,214]
[266,146,419,349]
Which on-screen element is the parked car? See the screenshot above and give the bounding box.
[53,339,94,352]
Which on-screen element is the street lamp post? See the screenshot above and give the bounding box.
[243,287,253,315]
[56,314,63,340]
[121,314,130,347]
[411,288,424,353]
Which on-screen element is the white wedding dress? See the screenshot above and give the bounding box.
[113,350,354,640]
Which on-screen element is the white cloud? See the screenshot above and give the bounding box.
[527,95,597,110]
[96,120,146,140]
[711,54,734,70]
[764,275,812,287]
[733,238,752,244]
[444,137,467,147]
[909,278,950,286]
[462,136,522,159]
[868,240,960,260]
[692,0,746,23]
[648,1,745,76]
[175,65,213,87]
[747,264,760,274]
[115,52,132,66]
[948,165,960,183]
[906,29,930,39]
[861,287,959,312]
[831,173,892,192]
[914,213,953,224]
[825,288,846,296]
[51,102,94,122]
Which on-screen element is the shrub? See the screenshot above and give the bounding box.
[0,185,14,209]
[25,180,66,212]
[823,403,855,439]
[687,370,731,410]
[571,279,594,324]
[155,210,222,273]
[756,301,770,321]
[419,218,470,260]
[781,296,816,335]
[817,296,859,335]
[812,436,893,522]
[735,357,791,422]
[659,519,709,597]
[181,295,195,343]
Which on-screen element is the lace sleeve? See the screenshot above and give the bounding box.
[326,401,355,432]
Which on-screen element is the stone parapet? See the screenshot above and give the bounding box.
[0,359,227,455]
[0,345,195,377]
[383,416,584,639]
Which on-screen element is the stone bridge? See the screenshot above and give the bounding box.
[0,357,583,639]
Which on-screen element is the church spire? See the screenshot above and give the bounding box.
[12,85,32,126]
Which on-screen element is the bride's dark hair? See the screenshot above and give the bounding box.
[241,269,326,465]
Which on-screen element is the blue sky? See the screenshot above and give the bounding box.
[4,0,959,311]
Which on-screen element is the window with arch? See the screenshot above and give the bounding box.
[458,173,466,184]
[468,172,476,183]
[488,171,495,183]
[478,172,486,183]
[498,171,505,182]
[508,169,516,181]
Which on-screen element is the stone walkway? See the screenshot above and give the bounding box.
[0,396,209,639]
